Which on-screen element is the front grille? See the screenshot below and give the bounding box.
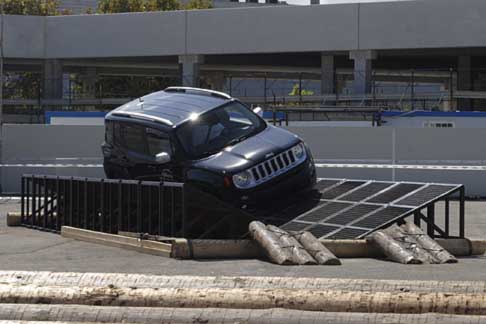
[249,146,306,185]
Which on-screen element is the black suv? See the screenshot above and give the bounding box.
[102,87,316,208]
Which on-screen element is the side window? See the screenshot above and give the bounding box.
[105,121,114,144]
[120,123,148,155]
[146,128,171,156]
[225,105,253,126]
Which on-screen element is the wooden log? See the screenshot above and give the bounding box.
[5,271,486,294]
[384,224,437,264]
[367,230,421,264]
[6,212,22,227]
[61,226,172,257]
[249,221,293,265]
[2,284,486,315]
[293,231,341,265]
[1,304,486,324]
[267,225,317,265]
[172,239,263,260]
[402,222,458,264]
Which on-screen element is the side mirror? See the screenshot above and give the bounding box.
[253,106,263,117]
[155,152,171,164]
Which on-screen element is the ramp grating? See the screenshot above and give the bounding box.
[321,181,367,199]
[278,178,464,239]
[328,228,370,240]
[367,183,423,204]
[339,182,394,202]
[314,179,341,193]
[395,185,457,207]
[352,206,412,229]
[307,224,340,238]
[325,204,382,226]
[280,221,310,232]
[298,202,352,223]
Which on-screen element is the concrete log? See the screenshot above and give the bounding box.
[2,285,486,315]
[294,231,341,265]
[249,221,293,265]
[267,225,317,265]
[368,230,422,264]
[1,304,486,324]
[402,222,458,264]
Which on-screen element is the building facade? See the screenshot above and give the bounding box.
[4,0,486,123]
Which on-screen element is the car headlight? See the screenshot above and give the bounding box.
[232,170,253,189]
[292,143,305,159]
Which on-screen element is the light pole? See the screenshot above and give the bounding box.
[0,0,4,194]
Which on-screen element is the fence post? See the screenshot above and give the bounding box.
[31,175,36,227]
[118,180,122,234]
[21,176,25,224]
[181,184,186,237]
[449,68,454,110]
[55,176,60,231]
[43,176,48,229]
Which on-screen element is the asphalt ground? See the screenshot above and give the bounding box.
[1,198,485,281]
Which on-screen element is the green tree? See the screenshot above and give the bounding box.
[0,0,61,16]
[97,0,147,13]
[97,0,211,13]
[184,0,212,10]
[146,0,181,11]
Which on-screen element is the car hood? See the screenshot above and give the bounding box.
[193,125,301,174]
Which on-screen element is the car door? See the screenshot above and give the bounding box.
[117,123,175,181]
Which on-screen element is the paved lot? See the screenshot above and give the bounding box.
[1,198,485,281]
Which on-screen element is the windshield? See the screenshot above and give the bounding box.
[176,101,266,159]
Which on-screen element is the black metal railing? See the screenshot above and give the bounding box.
[21,175,186,237]
[20,174,255,239]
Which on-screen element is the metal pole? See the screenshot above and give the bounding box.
[427,204,435,238]
[263,74,267,108]
[298,74,302,104]
[449,68,454,111]
[459,186,465,238]
[410,69,415,110]
[0,2,4,194]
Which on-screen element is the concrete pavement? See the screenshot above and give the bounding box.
[1,199,485,281]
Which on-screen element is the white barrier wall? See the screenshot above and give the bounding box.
[1,125,105,194]
[2,124,486,196]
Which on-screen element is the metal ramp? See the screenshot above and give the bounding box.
[279,178,465,240]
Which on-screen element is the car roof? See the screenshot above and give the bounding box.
[107,87,233,127]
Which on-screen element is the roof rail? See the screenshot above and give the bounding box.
[111,111,173,126]
[164,87,232,100]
